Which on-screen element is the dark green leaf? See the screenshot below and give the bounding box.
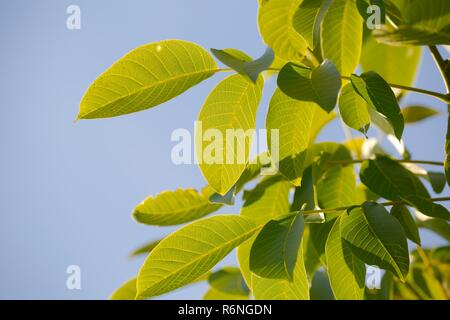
[341,202,409,281]
[250,213,304,280]
[277,60,341,112]
[391,205,421,245]
[351,72,404,139]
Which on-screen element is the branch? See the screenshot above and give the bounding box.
[301,197,450,215]
[327,159,444,166]
[215,68,450,103]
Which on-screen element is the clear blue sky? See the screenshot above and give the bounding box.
[0,0,448,299]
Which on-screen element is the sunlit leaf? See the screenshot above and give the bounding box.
[78,40,217,119]
[326,216,366,299]
[338,83,371,134]
[133,187,221,226]
[197,74,264,195]
[136,215,259,299]
[266,89,335,185]
[321,0,363,76]
[293,0,329,49]
[258,0,308,61]
[110,278,137,300]
[374,0,450,45]
[361,34,422,87]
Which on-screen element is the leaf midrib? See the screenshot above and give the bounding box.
[79,68,216,119]
[137,222,263,298]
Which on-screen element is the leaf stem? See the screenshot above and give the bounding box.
[301,197,450,215]
[327,159,444,166]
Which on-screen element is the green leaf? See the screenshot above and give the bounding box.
[361,33,422,87]
[203,287,249,300]
[374,0,450,45]
[130,239,162,258]
[391,205,421,245]
[302,226,322,277]
[197,74,264,195]
[237,176,292,288]
[402,105,439,124]
[417,218,450,242]
[360,156,450,220]
[325,216,366,300]
[321,0,363,76]
[291,166,316,212]
[211,47,275,82]
[136,215,259,299]
[133,187,221,226]
[309,271,335,300]
[403,195,450,221]
[210,48,252,75]
[277,60,342,112]
[422,171,446,194]
[293,0,329,49]
[341,202,409,281]
[338,83,371,134]
[351,72,404,139]
[209,185,236,205]
[251,242,310,300]
[250,213,304,280]
[78,40,217,119]
[208,267,250,296]
[244,47,276,82]
[359,156,425,200]
[258,0,308,61]
[317,161,358,210]
[110,278,137,300]
[309,219,336,264]
[266,89,335,185]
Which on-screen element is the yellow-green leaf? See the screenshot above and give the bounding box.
[258,0,308,61]
[266,89,335,185]
[361,34,422,87]
[78,40,217,119]
[197,74,264,195]
[338,83,371,134]
[326,217,365,300]
[133,187,221,226]
[110,278,137,300]
[321,0,363,76]
[293,0,329,49]
[136,215,259,299]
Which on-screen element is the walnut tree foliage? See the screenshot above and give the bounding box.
[79,0,450,300]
